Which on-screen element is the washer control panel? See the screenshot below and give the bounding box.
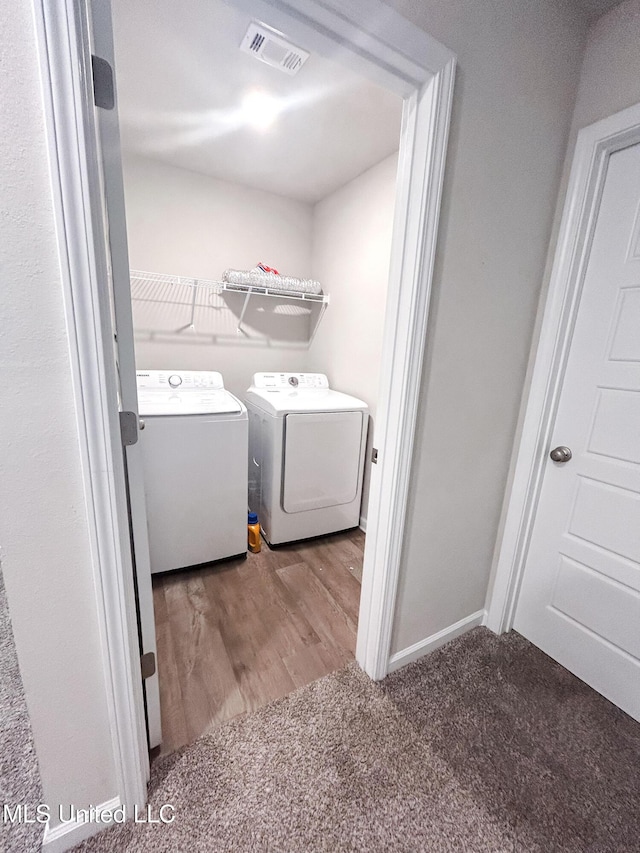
[252,373,329,390]
[136,370,225,391]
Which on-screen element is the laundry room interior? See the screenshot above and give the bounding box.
[111,0,403,753]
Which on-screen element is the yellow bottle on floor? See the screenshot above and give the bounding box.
[248,512,261,553]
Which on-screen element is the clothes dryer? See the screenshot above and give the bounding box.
[245,373,368,545]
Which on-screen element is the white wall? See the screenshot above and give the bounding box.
[487,0,640,622]
[386,0,589,654]
[0,0,117,827]
[308,154,398,526]
[122,154,314,399]
[569,0,640,131]
[488,0,640,620]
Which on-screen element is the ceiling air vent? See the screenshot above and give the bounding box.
[240,22,309,76]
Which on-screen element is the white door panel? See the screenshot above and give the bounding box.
[608,288,640,360]
[283,412,364,512]
[588,388,640,464]
[550,557,640,657]
[515,142,640,721]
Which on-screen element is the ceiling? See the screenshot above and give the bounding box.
[111,0,403,204]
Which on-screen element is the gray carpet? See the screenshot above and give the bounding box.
[77,628,640,852]
[0,568,44,853]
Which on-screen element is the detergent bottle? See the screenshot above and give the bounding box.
[248,512,261,553]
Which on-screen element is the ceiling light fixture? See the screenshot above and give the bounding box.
[241,89,280,131]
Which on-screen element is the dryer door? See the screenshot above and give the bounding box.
[283,411,365,512]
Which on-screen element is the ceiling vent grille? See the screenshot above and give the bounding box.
[240,22,309,76]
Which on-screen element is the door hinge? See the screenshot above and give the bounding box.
[91,55,115,110]
[140,652,156,680]
[371,447,379,464]
[119,411,139,446]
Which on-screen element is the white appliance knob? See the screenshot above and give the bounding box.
[168,374,182,388]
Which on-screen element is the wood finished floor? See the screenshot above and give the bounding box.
[153,528,364,754]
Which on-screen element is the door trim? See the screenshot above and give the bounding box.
[34,0,455,816]
[486,101,640,634]
[356,65,455,677]
[33,0,149,821]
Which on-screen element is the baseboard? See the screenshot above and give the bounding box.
[42,797,121,853]
[387,609,486,673]
[359,515,367,533]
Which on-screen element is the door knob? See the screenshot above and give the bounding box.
[139,418,146,431]
[549,445,572,463]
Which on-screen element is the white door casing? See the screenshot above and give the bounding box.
[33,0,151,825]
[35,0,455,833]
[514,141,640,722]
[89,0,161,749]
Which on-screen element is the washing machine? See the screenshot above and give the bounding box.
[245,373,368,545]
[136,370,247,573]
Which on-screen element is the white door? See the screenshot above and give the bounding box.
[514,141,640,722]
[89,0,161,748]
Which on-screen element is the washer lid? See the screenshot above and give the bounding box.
[136,370,242,415]
[137,389,243,416]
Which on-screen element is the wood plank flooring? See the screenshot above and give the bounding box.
[153,528,365,754]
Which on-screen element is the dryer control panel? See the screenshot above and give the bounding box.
[252,373,329,390]
[136,370,225,391]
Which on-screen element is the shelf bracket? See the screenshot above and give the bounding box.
[308,298,329,348]
[236,287,254,333]
[175,279,198,333]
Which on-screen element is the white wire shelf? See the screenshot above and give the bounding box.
[129,269,329,343]
[220,280,328,303]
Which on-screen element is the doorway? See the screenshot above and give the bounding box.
[110,0,404,753]
[37,0,455,806]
